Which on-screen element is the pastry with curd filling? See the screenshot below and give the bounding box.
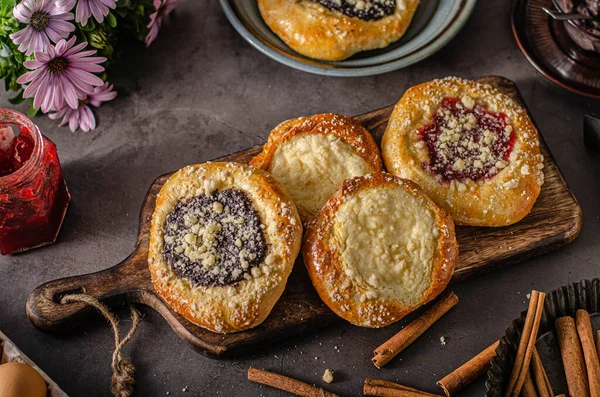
[303,172,458,328]
[382,77,544,227]
[250,113,383,224]
[258,0,420,61]
[148,162,302,333]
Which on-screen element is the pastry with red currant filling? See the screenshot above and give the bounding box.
[382,77,544,226]
[258,0,420,61]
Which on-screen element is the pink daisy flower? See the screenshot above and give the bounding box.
[9,0,75,56]
[73,0,117,26]
[49,82,117,132]
[17,36,106,113]
[145,0,180,47]
[55,0,76,12]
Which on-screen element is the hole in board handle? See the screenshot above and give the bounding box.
[53,287,86,304]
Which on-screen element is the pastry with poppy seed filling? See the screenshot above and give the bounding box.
[303,172,458,328]
[382,77,544,227]
[258,0,420,61]
[250,113,383,224]
[148,162,302,333]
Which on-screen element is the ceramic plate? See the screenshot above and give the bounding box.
[219,0,477,76]
[512,0,600,99]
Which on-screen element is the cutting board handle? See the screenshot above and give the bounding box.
[26,249,148,333]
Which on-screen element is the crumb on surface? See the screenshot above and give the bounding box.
[440,336,447,345]
[323,369,334,384]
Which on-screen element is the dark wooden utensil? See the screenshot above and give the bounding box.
[584,114,600,152]
[26,77,582,358]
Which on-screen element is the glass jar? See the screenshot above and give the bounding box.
[0,109,70,255]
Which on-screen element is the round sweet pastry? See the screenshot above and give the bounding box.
[382,77,545,227]
[258,0,420,61]
[250,113,383,224]
[148,162,302,333]
[303,172,458,328]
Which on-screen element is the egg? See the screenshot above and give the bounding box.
[0,362,47,397]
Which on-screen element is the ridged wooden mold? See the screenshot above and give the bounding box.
[486,279,600,396]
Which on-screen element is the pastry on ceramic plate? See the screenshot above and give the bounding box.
[250,113,383,224]
[382,77,544,227]
[148,162,302,333]
[257,0,420,61]
[303,172,458,328]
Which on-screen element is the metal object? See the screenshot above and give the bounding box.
[542,7,595,20]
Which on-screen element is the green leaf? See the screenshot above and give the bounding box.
[79,19,96,31]
[7,93,24,104]
[27,106,39,118]
[0,44,10,58]
[107,12,117,28]
[116,0,131,8]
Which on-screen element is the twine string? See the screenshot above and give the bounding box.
[60,294,140,397]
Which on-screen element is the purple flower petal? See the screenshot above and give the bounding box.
[16,38,107,116]
[10,0,75,55]
[63,42,93,57]
[68,109,78,132]
[56,0,77,13]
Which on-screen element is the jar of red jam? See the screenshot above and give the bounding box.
[0,109,70,255]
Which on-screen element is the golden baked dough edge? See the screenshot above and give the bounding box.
[258,0,420,61]
[303,172,458,328]
[382,77,544,227]
[148,162,303,333]
[250,113,383,172]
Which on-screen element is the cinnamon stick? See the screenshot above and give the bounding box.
[504,290,546,397]
[576,309,600,397]
[597,330,600,361]
[364,379,443,397]
[555,316,590,397]
[248,367,338,397]
[372,292,459,369]
[436,340,500,396]
[521,371,538,397]
[531,348,554,397]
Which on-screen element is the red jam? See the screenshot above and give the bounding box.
[0,110,70,255]
[0,130,34,177]
[418,97,516,182]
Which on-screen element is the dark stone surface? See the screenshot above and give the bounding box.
[0,1,599,396]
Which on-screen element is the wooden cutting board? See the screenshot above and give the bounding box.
[26,77,582,358]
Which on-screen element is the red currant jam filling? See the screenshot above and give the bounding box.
[418,97,516,183]
[0,126,34,177]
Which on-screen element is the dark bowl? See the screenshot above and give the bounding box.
[485,278,600,396]
[553,0,600,53]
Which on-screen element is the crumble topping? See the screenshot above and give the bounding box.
[418,96,516,182]
[309,0,396,21]
[322,369,334,383]
[162,189,266,287]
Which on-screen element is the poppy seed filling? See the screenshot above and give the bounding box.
[162,189,266,287]
[310,0,396,21]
